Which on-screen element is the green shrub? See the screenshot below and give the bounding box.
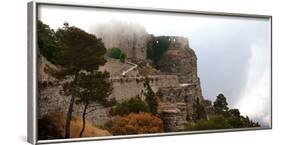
[187,115,232,131]
[185,114,260,131]
[119,53,126,63]
[110,96,149,116]
[107,48,127,62]
[147,36,171,64]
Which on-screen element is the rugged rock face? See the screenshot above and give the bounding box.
[159,48,197,83]
[156,37,211,131]
[158,38,203,101]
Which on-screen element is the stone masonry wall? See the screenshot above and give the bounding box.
[38,55,182,126]
[38,74,180,126]
[109,75,179,102]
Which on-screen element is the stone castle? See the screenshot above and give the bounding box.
[38,34,212,132]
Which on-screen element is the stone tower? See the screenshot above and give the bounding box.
[94,21,149,59]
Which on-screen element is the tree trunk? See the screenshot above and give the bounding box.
[79,103,89,137]
[64,71,79,138]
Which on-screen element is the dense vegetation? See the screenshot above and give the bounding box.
[109,96,150,116]
[186,93,260,131]
[37,20,61,63]
[106,47,127,62]
[147,36,171,65]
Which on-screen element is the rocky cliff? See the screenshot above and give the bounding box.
[158,37,204,101]
[155,36,211,131]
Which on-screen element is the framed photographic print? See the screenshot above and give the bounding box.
[27,1,272,144]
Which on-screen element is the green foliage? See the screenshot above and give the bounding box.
[107,48,127,62]
[107,48,121,59]
[75,71,113,106]
[54,22,107,138]
[241,116,261,127]
[213,93,229,114]
[147,36,171,64]
[110,96,150,116]
[187,114,260,131]
[192,98,207,121]
[144,78,158,115]
[37,20,61,63]
[119,53,126,63]
[74,71,113,137]
[55,23,107,74]
[188,115,232,130]
[186,93,261,131]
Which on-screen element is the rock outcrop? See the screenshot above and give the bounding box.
[156,36,211,131]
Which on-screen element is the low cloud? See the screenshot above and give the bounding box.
[188,20,270,126]
[234,44,271,127]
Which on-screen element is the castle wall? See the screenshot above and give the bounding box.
[38,84,111,126]
[109,75,179,102]
[38,74,181,126]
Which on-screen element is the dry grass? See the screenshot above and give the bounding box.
[111,112,164,135]
[39,113,111,139]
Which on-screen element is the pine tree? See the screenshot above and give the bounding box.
[213,93,229,114]
[55,23,107,138]
[75,71,112,137]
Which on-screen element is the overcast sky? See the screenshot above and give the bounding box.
[38,5,271,127]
